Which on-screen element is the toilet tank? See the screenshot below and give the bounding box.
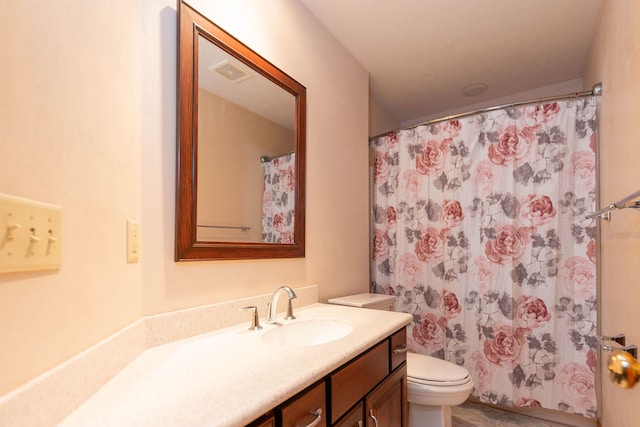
[328,293,395,311]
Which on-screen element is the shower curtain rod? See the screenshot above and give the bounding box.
[260,151,294,163]
[369,82,603,141]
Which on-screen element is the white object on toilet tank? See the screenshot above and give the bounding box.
[328,293,395,311]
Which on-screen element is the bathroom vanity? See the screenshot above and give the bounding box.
[249,327,408,427]
[58,303,412,427]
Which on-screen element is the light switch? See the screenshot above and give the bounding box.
[126,219,140,263]
[0,193,62,273]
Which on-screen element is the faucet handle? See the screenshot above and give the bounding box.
[239,306,263,330]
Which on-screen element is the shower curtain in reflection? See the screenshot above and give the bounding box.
[371,98,597,417]
[262,153,295,243]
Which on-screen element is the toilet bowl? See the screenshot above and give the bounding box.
[406,352,474,427]
[328,293,474,427]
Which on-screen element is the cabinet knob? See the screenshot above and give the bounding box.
[295,408,322,427]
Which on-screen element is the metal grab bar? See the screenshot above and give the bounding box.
[598,334,637,359]
[586,189,640,220]
[599,333,626,347]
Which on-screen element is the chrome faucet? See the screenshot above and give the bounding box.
[266,286,297,324]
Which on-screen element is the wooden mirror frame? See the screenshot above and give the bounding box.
[176,1,306,261]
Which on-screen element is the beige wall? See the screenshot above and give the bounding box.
[0,0,370,396]
[370,95,401,137]
[583,0,640,425]
[0,0,143,396]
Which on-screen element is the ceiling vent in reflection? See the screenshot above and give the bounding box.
[209,60,253,84]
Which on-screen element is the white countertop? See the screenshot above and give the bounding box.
[58,303,412,427]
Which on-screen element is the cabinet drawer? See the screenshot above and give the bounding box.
[247,414,275,427]
[390,328,407,371]
[280,381,326,427]
[330,340,389,423]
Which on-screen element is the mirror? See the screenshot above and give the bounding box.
[176,1,306,261]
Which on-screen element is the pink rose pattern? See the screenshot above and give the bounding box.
[441,199,465,228]
[262,153,295,243]
[416,139,451,175]
[571,151,597,193]
[485,224,529,265]
[474,160,497,196]
[483,325,524,366]
[518,194,557,229]
[415,227,445,262]
[412,313,447,353]
[399,253,423,285]
[371,99,597,417]
[469,351,493,392]
[469,256,495,294]
[488,125,538,165]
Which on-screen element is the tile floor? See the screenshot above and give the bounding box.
[452,401,571,427]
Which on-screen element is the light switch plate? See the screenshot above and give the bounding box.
[126,219,140,263]
[0,193,62,273]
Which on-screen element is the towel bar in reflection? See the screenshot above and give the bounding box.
[197,224,251,231]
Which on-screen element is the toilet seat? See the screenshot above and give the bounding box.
[407,352,472,387]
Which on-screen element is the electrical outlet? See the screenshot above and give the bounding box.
[0,193,62,273]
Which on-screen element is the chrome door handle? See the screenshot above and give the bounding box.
[393,344,407,354]
[368,409,379,427]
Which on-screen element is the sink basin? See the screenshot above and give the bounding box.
[261,319,353,347]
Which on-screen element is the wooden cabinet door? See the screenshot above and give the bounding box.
[330,340,389,424]
[364,365,407,427]
[333,402,363,427]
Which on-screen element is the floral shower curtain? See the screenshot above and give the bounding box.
[371,99,597,417]
[262,153,296,243]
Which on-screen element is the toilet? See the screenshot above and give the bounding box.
[328,293,474,427]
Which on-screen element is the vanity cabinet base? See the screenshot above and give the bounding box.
[248,327,407,427]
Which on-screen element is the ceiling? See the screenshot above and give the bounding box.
[198,36,295,130]
[300,0,604,124]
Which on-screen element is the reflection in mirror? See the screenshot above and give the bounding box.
[176,1,306,261]
[196,35,295,243]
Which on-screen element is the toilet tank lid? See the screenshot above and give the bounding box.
[327,293,395,308]
[407,352,470,383]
